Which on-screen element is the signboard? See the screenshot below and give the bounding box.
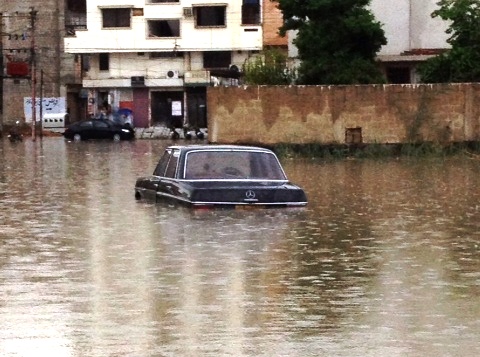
[184,70,210,85]
[24,97,66,122]
[172,101,182,116]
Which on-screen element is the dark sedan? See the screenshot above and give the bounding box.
[135,145,307,209]
[63,119,135,141]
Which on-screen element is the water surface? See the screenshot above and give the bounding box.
[1,138,479,356]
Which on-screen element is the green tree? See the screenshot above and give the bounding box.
[276,0,386,85]
[419,0,480,83]
[242,48,296,85]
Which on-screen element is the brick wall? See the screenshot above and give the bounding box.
[207,84,480,145]
[262,0,287,47]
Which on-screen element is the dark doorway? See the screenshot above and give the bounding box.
[151,91,184,128]
[386,66,411,84]
[186,87,207,129]
[133,88,149,128]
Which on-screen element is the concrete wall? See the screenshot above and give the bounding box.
[370,0,450,55]
[207,84,480,145]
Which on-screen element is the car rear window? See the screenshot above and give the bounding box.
[184,150,286,180]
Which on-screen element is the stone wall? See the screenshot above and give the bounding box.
[207,84,480,145]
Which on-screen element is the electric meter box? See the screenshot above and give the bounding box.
[43,113,69,130]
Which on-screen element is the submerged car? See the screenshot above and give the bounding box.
[135,145,307,208]
[63,119,135,141]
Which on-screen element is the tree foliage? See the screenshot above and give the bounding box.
[419,0,480,83]
[242,48,296,85]
[275,0,386,85]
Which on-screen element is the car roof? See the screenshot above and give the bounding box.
[168,145,274,154]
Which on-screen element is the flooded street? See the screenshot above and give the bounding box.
[1,137,479,357]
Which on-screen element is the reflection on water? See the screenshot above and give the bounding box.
[1,138,479,356]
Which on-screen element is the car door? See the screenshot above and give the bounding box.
[92,120,112,139]
[157,148,181,202]
[78,120,95,139]
[138,149,170,200]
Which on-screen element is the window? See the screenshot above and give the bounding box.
[165,149,180,178]
[154,149,172,176]
[184,151,286,180]
[80,121,93,128]
[67,0,86,12]
[102,8,131,28]
[153,149,180,177]
[148,20,180,38]
[195,6,226,27]
[99,53,109,71]
[203,51,231,69]
[242,0,260,25]
[93,120,109,129]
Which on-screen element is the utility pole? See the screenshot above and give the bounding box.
[30,7,37,141]
[40,69,43,138]
[0,12,3,129]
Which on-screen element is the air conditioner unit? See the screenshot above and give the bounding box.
[166,70,179,79]
[183,7,193,17]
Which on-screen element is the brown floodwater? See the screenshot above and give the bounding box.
[1,137,479,356]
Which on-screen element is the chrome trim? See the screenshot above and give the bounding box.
[191,201,308,206]
[156,191,307,206]
[178,178,289,183]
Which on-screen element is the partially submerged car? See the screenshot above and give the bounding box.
[135,145,307,209]
[63,119,135,141]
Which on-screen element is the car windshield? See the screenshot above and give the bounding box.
[184,150,287,180]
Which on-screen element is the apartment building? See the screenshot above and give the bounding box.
[64,0,264,129]
[0,0,83,131]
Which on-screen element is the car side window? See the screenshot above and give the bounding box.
[165,149,180,178]
[80,121,93,127]
[153,149,172,176]
[93,120,109,128]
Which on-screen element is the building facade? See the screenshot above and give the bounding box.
[1,0,453,134]
[371,0,450,83]
[64,0,265,129]
[287,0,451,84]
[0,0,83,132]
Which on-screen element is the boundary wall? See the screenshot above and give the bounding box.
[207,84,480,145]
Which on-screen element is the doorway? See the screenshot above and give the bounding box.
[151,91,184,128]
[186,87,207,129]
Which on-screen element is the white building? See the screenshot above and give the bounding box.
[65,0,262,129]
[288,0,451,83]
[371,0,450,83]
